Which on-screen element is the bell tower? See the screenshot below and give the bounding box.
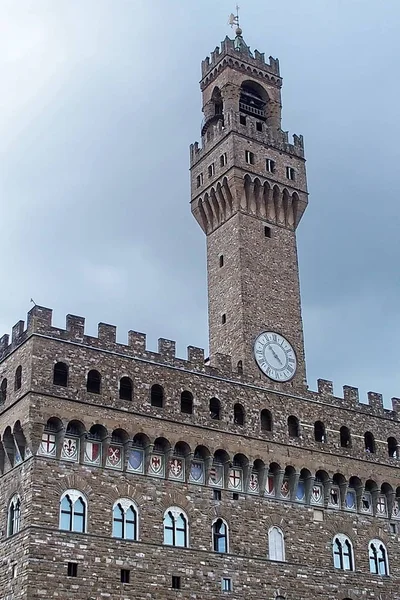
[190,26,308,389]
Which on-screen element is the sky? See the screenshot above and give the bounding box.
[1,0,400,406]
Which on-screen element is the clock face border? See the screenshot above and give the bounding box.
[253,331,297,382]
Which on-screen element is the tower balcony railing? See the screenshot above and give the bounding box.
[239,102,265,118]
[201,113,224,136]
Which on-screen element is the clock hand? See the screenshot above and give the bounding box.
[269,346,283,366]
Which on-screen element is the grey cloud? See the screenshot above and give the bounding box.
[1,0,399,405]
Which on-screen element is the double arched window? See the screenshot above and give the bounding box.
[268,526,285,561]
[7,495,21,536]
[333,534,354,571]
[163,507,188,547]
[212,518,229,553]
[60,490,87,533]
[112,499,138,540]
[369,539,389,575]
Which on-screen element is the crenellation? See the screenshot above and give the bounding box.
[201,36,280,80]
[66,314,85,340]
[97,323,117,346]
[127,330,146,354]
[367,391,384,412]
[11,320,24,344]
[157,338,176,360]
[317,378,333,395]
[26,305,53,334]
[343,385,360,406]
[187,346,205,369]
[0,334,9,354]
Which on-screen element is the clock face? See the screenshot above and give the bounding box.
[253,331,297,382]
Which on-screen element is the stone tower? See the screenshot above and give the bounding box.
[190,27,308,389]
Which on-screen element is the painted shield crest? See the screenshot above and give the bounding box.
[209,463,223,487]
[281,479,290,498]
[149,454,164,476]
[169,458,183,479]
[128,448,143,472]
[330,487,339,506]
[311,485,322,504]
[345,490,356,510]
[107,445,122,468]
[248,473,259,493]
[228,468,242,491]
[39,432,56,456]
[61,437,78,461]
[84,441,101,464]
[296,480,305,501]
[377,496,387,514]
[189,460,204,483]
[265,475,275,495]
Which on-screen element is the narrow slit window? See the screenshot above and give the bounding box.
[245,150,255,165]
[256,121,263,132]
[266,158,275,173]
[67,563,78,577]
[264,226,271,238]
[121,569,130,584]
[208,163,215,178]
[219,255,224,267]
[240,115,246,125]
[286,166,296,180]
[221,314,226,324]
[196,173,203,188]
[220,153,227,167]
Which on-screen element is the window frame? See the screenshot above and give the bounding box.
[332,534,354,571]
[59,490,87,533]
[163,506,189,548]
[369,539,389,576]
[7,494,21,537]
[112,498,138,541]
[268,526,285,562]
[212,517,229,553]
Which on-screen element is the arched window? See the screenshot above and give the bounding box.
[119,377,133,401]
[212,518,228,553]
[260,409,272,432]
[112,499,138,540]
[387,437,398,458]
[287,415,299,438]
[364,431,375,454]
[268,526,285,561]
[340,426,351,448]
[333,534,354,571]
[7,495,21,536]
[209,397,221,420]
[14,366,22,391]
[87,370,101,394]
[150,384,164,408]
[369,539,389,575]
[240,80,267,120]
[237,360,243,375]
[180,391,193,414]
[234,403,244,425]
[53,362,68,387]
[163,507,188,547]
[59,490,86,533]
[314,421,326,443]
[0,378,7,403]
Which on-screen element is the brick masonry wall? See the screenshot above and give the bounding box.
[0,333,399,599]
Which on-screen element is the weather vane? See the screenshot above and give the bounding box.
[228,5,240,29]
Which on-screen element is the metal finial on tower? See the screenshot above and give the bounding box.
[228,5,242,35]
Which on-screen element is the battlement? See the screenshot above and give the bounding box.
[190,109,304,168]
[0,305,215,375]
[315,378,400,420]
[201,36,280,80]
[1,306,400,421]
